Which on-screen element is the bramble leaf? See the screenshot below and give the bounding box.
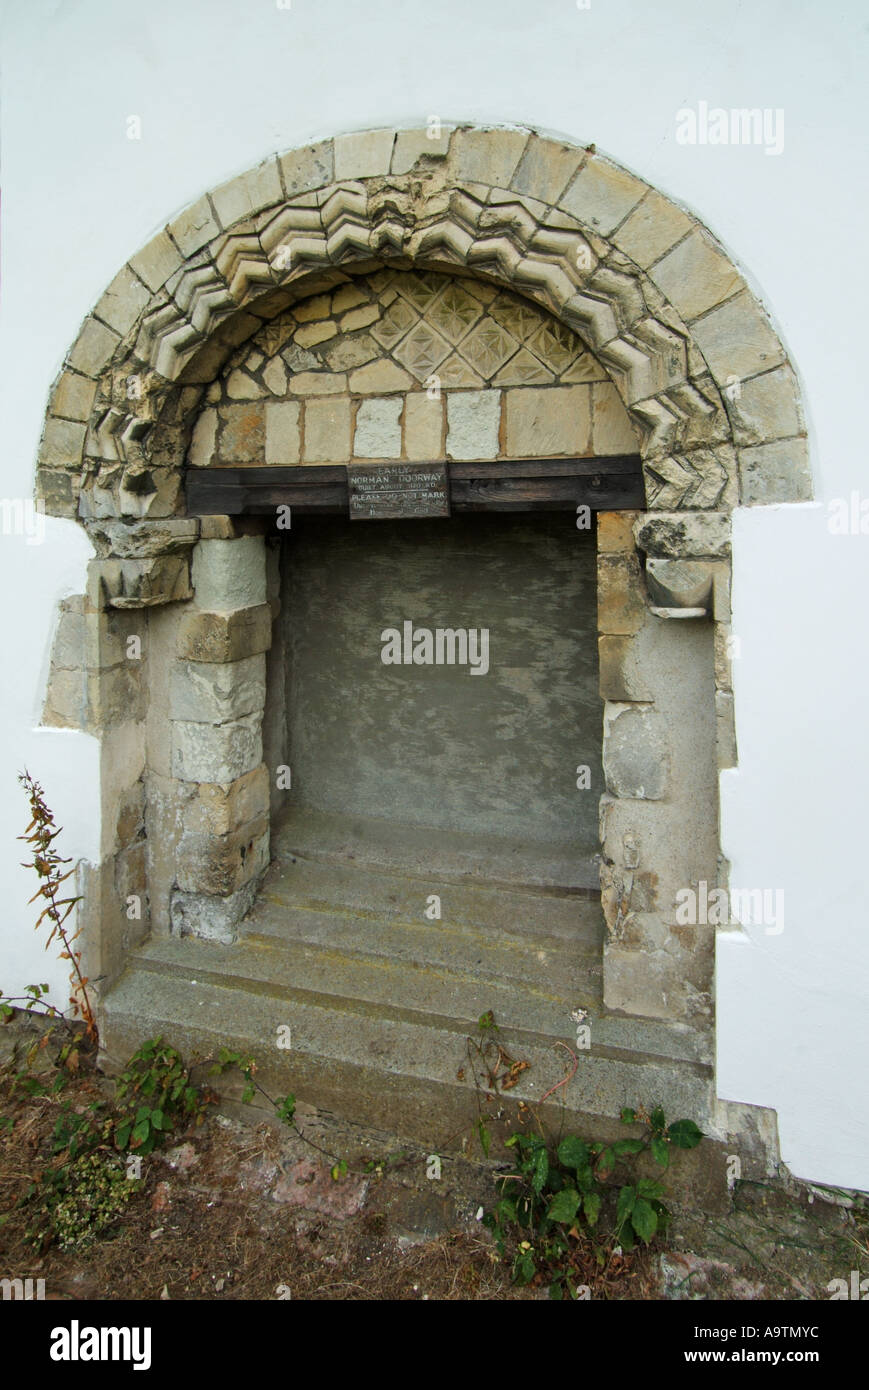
[650,1135,670,1168]
[631,1197,658,1243]
[546,1188,580,1224]
[583,1191,601,1227]
[557,1135,590,1170]
[666,1118,703,1149]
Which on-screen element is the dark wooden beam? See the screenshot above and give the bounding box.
[448,456,640,480]
[185,456,645,517]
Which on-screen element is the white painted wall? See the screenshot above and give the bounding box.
[1,0,866,1189]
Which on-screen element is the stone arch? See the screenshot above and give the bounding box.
[37,125,809,531]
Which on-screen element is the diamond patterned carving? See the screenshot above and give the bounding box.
[426,282,483,344]
[392,321,452,381]
[457,320,520,377]
[391,271,446,312]
[261,313,297,357]
[368,269,395,295]
[561,351,608,383]
[488,293,546,342]
[493,347,554,386]
[437,353,484,388]
[525,320,583,373]
[370,297,419,350]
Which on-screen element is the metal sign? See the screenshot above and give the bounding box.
[347,462,450,520]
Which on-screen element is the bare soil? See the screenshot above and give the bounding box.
[1,1018,865,1302]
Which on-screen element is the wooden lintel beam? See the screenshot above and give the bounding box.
[185,456,646,517]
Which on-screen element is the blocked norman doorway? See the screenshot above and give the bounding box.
[276,512,602,889]
[33,126,812,1171]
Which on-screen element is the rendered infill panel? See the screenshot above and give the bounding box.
[280,513,601,878]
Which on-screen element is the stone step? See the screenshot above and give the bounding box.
[254,850,600,950]
[101,945,711,1150]
[247,905,602,1003]
[247,861,603,1017]
[245,824,710,1066]
[272,805,600,893]
[134,931,599,1038]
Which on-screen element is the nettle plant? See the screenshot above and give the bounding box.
[113,1037,210,1155]
[484,1105,702,1300]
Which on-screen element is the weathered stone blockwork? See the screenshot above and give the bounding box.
[596,510,724,1024]
[185,268,633,468]
[166,536,272,943]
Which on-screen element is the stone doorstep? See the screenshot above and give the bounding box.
[99,934,727,1212]
[253,853,605,954]
[139,929,601,1041]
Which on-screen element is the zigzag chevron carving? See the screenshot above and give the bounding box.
[44,135,808,518]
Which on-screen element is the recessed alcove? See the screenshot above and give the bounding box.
[277,512,601,881]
